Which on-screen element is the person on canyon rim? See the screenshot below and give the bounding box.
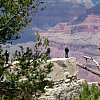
[5,50,9,64]
[65,46,69,58]
[46,47,51,59]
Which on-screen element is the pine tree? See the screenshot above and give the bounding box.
[73,82,100,100]
[0,34,53,100]
[0,0,44,43]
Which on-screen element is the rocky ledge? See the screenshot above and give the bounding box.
[40,58,87,100]
[40,76,85,100]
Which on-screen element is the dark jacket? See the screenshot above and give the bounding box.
[65,47,69,53]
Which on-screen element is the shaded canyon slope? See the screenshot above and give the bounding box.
[32,0,95,29]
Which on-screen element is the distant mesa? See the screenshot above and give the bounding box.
[46,14,100,34]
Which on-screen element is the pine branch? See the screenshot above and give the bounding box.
[0,14,18,32]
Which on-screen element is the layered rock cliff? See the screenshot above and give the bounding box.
[46,15,100,33]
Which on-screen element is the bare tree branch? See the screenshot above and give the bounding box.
[77,63,100,77]
[83,56,100,70]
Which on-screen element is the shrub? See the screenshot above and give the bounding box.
[0,34,53,100]
[73,81,100,100]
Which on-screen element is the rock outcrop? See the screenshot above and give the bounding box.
[40,57,86,100]
[40,78,85,100]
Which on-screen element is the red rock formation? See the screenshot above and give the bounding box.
[47,15,100,34]
[73,15,100,33]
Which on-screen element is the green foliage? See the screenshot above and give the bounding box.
[0,1,52,100]
[0,0,44,43]
[0,34,53,100]
[73,81,100,100]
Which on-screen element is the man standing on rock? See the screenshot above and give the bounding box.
[5,50,9,64]
[46,47,51,59]
[65,46,69,58]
